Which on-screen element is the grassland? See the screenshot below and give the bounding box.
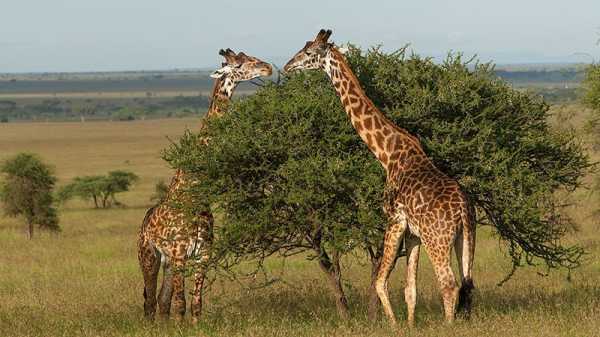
[0,117,599,337]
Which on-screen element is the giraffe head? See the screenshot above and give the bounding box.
[283,29,335,72]
[210,48,272,83]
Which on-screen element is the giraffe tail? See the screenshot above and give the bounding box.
[457,202,476,316]
[138,204,159,268]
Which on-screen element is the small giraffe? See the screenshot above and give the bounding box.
[137,49,272,324]
[284,29,476,326]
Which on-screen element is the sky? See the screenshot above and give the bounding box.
[1,0,599,73]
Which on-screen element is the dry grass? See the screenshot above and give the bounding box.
[0,117,599,337]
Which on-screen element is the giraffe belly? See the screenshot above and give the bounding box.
[388,203,421,238]
[149,240,169,265]
[185,234,207,259]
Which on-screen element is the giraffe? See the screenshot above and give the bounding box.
[137,49,272,324]
[284,29,476,327]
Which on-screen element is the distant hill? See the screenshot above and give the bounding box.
[0,64,588,122]
[493,63,587,88]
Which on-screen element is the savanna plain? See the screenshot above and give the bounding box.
[0,112,599,337]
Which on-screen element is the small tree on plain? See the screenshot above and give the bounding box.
[58,170,138,208]
[0,153,59,238]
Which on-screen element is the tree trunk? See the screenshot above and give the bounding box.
[93,195,99,208]
[367,257,381,320]
[27,221,34,240]
[317,250,350,320]
[306,222,350,319]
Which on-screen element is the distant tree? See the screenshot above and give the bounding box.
[112,107,137,121]
[150,179,169,203]
[58,170,138,208]
[0,153,59,238]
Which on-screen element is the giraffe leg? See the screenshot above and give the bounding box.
[190,257,209,324]
[423,237,459,323]
[138,239,160,320]
[171,260,186,322]
[455,220,476,317]
[157,260,174,317]
[374,219,407,326]
[192,217,213,324]
[404,236,420,328]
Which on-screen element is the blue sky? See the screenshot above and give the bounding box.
[2,0,599,72]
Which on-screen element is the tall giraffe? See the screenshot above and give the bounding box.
[284,29,476,326]
[137,49,272,324]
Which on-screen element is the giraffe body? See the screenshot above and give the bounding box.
[284,30,476,326]
[138,49,271,323]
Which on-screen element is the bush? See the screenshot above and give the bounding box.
[0,153,59,238]
[58,170,138,208]
[150,179,169,203]
[167,46,590,297]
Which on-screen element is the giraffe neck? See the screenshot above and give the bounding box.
[206,76,237,119]
[168,167,188,196]
[173,75,237,190]
[323,48,426,175]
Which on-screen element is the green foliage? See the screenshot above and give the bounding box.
[112,107,137,121]
[150,179,169,203]
[583,64,600,112]
[58,170,138,208]
[583,64,600,150]
[0,153,59,236]
[167,46,590,281]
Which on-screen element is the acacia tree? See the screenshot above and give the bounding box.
[166,46,590,318]
[58,170,138,208]
[0,153,59,238]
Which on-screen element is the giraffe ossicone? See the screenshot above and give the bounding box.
[284,29,476,327]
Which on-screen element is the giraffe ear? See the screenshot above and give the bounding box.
[337,45,349,54]
[210,65,233,78]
